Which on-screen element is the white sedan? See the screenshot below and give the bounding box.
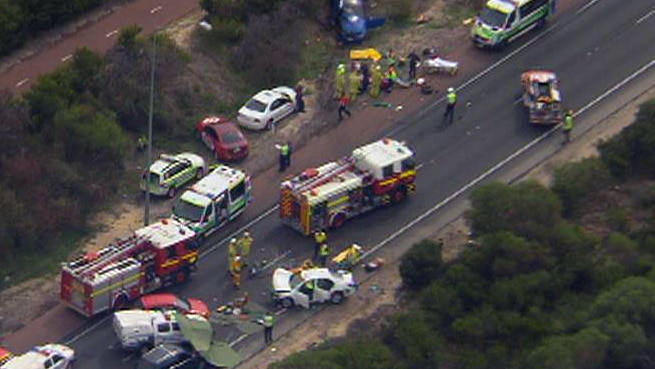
[1,344,75,369]
[237,86,297,131]
[272,268,357,309]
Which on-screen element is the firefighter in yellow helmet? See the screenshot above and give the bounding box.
[370,64,383,98]
[228,238,238,275]
[232,256,243,289]
[238,231,253,266]
[335,64,347,99]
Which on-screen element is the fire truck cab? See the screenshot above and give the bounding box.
[280,138,416,235]
[60,219,199,317]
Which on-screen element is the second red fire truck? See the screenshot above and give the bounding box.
[280,138,417,235]
[60,219,199,317]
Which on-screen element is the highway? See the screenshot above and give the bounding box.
[0,0,199,92]
[29,0,655,367]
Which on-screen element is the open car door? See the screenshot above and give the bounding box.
[176,312,241,368]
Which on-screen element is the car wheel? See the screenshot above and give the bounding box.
[266,119,274,130]
[392,187,406,203]
[330,291,344,304]
[536,17,546,29]
[330,212,347,229]
[139,343,153,356]
[280,297,295,309]
[167,186,177,198]
[196,168,204,179]
[112,294,129,311]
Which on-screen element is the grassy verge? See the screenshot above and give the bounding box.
[0,230,89,290]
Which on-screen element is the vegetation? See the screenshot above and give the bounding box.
[270,99,655,369]
[0,0,105,56]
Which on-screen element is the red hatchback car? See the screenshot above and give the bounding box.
[139,293,211,319]
[196,116,249,161]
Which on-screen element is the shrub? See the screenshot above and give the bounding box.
[551,158,612,217]
[384,312,444,369]
[209,16,246,43]
[466,181,562,241]
[606,208,631,233]
[385,0,413,24]
[399,239,443,290]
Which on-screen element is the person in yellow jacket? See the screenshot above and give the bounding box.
[335,64,346,99]
[238,231,253,266]
[232,256,243,289]
[313,229,327,260]
[318,243,331,267]
[370,64,383,98]
[228,238,238,275]
[562,110,574,144]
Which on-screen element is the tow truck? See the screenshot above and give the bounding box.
[521,69,563,125]
[60,219,199,317]
[279,138,416,234]
[172,165,252,243]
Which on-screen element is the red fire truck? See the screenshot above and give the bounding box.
[60,219,199,317]
[280,138,416,235]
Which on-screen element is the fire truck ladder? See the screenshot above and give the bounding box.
[66,234,148,278]
[293,157,355,194]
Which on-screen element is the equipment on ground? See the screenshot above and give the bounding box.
[279,138,416,235]
[172,164,252,243]
[521,69,563,125]
[60,219,199,317]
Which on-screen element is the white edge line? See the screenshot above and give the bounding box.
[106,30,118,38]
[229,334,249,347]
[15,78,29,87]
[65,315,111,344]
[577,0,602,16]
[61,54,73,62]
[363,57,655,260]
[636,8,655,24]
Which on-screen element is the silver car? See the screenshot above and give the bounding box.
[237,86,297,131]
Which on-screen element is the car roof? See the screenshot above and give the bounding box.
[210,121,241,135]
[251,90,280,105]
[141,293,179,307]
[300,268,337,280]
[524,70,557,83]
[141,344,191,366]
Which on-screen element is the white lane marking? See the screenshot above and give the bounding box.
[229,334,248,347]
[259,250,292,271]
[362,57,655,260]
[106,29,118,38]
[576,58,655,116]
[150,6,163,14]
[577,0,603,15]
[61,54,73,62]
[15,78,29,87]
[200,205,279,259]
[65,315,111,344]
[636,8,655,24]
[513,97,523,105]
[415,163,424,170]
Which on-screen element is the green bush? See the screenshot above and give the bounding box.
[383,312,444,369]
[209,16,246,43]
[385,0,413,24]
[606,208,631,233]
[466,181,562,241]
[269,340,395,369]
[551,158,612,217]
[399,239,443,290]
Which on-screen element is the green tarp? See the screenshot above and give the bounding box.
[176,312,241,368]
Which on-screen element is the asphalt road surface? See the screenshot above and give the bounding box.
[28,0,655,367]
[0,0,199,93]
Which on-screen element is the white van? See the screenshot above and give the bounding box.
[113,310,187,352]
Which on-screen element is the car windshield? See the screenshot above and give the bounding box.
[173,199,205,222]
[221,131,243,144]
[479,7,508,28]
[289,273,303,289]
[147,172,161,185]
[245,99,267,113]
[342,0,364,15]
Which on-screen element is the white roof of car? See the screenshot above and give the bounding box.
[300,268,340,280]
[191,165,246,200]
[135,219,195,249]
[250,86,295,105]
[2,345,73,369]
[486,0,520,12]
[114,310,165,328]
[149,153,202,175]
[352,139,413,169]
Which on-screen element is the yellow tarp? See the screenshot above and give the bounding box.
[350,48,383,62]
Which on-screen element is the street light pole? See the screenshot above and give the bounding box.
[144,34,156,226]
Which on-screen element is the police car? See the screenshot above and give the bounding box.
[140,153,207,198]
[0,344,75,369]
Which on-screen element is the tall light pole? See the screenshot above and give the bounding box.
[144,33,156,226]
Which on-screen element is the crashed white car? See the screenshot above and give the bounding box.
[237,86,297,131]
[272,268,357,309]
[0,344,75,369]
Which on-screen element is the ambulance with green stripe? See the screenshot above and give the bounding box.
[471,0,554,48]
[172,165,252,242]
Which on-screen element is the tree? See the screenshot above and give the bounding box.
[384,312,444,369]
[591,277,655,329]
[525,327,610,369]
[0,0,25,55]
[551,158,612,217]
[591,317,648,369]
[466,181,562,241]
[399,239,443,290]
[270,340,395,369]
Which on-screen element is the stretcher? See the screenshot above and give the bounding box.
[332,244,363,270]
[349,48,383,62]
[422,57,459,75]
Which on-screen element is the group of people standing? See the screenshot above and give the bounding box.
[228,231,253,289]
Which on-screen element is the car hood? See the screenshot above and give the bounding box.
[188,298,211,317]
[140,293,177,308]
[342,13,366,34]
[272,268,294,292]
